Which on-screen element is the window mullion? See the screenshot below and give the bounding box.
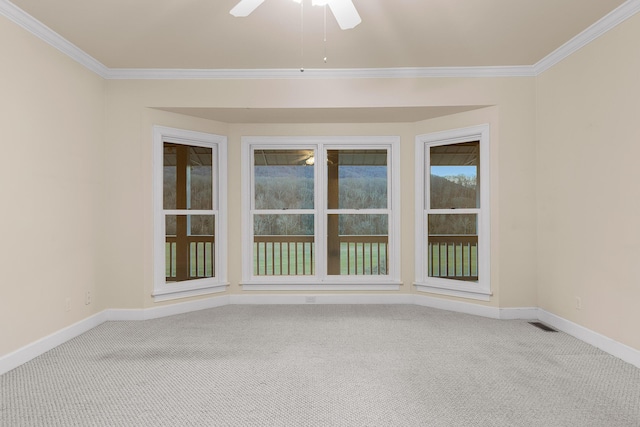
[164,209,217,215]
[251,209,315,215]
[327,209,390,214]
[425,208,480,215]
[316,144,327,279]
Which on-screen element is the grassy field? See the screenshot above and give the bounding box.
[164,240,476,280]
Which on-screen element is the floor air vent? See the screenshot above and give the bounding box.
[529,322,558,332]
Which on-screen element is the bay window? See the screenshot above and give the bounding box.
[242,137,400,289]
[415,125,491,300]
[153,126,227,301]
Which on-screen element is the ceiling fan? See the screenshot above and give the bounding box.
[230,0,361,30]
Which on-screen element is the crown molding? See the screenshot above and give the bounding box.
[534,0,640,75]
[2,0,639,80]
[105,66,535,80]
[0,0,109,78]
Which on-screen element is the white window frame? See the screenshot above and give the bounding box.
[241,136,401,290]
[153,126,228,301]
[414,124,491,301]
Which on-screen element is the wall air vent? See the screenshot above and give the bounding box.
[529,322,558,332]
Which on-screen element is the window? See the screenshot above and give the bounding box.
[415,125,491,300]
[242,137,400,290]
[153,126,227,301]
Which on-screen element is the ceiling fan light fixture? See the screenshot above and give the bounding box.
[326,0,361,29]
[230,0,361,30]
[230,0,265,17]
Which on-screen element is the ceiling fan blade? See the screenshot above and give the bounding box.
[327,0,361,30]
[230,0,265,17]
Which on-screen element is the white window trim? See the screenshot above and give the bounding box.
[152,126,228,301]
[414,124,491,301]
[241,136,401,289]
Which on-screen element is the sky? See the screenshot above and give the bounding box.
[431,165,477,177]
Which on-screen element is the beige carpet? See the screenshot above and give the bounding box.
[1,305,639,426]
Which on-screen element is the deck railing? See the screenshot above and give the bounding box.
[339,235,388,275]
[254,235,315,276]
[253,235,388,276]
[165,234,471,280]
[428,235,478,281]
[166,235,215,281]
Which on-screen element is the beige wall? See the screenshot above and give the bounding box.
[0,17,105,356]
[4,7,637,360]
[224,121,415,300]
[415,103,538,308]
[102,77,537,311]
[99,101,230,311]
[536,13,640,351]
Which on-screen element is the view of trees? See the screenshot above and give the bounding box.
[253,164,388,236]
[254,166,314,210]
[252,165,478,237]
[430,174,477,209]
[162,162,478,238]
[164,166,215,236]
[429,174,478,235]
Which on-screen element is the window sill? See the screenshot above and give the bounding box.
[241,282,402,291]
[152,283,229,302]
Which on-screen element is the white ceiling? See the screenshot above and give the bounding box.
[8,0,627,70]
[4,0,632,123]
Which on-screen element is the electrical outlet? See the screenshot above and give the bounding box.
[65,297,71,312]
[575,297,582,310]
[85,291,91,305]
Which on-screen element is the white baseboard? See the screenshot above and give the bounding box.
[498,306,539,320]
[538,309,640,369]
[0,296,230,375]
[2,296,638,375]
[106,295,229,321]
[0,311,108,376]
[229,293,413,305]
[108,295,230,321]
[413,294,502,318]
